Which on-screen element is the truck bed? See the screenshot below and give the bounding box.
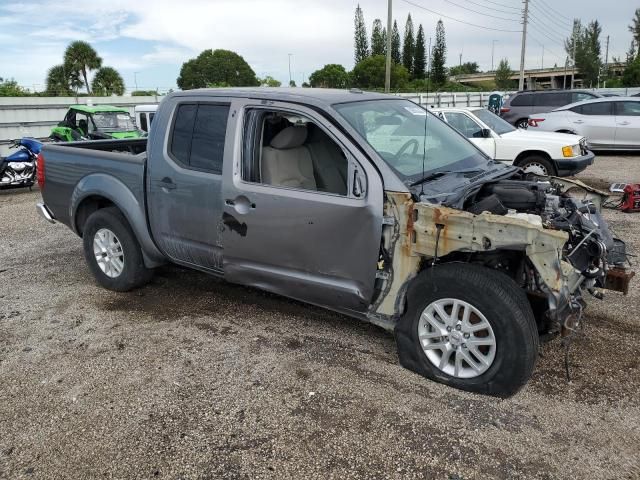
[40,139,148,230]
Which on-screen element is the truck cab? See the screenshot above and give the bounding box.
[36,89,634,397]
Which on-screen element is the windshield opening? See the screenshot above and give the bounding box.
[333,99,490,182]
[472,109,516,135]
[91,112,136,132]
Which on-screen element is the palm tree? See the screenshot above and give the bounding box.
[91,67,126,96]
[45,65,72,96]
[63,41,102,95]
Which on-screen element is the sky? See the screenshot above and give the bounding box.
[0,0,635,93]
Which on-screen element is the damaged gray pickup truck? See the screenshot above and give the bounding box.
[37,88,635,397]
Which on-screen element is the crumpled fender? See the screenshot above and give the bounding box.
[373,192,578,320]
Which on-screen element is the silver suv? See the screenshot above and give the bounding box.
[501,90,602,128]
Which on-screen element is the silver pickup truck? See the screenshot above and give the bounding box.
[36,88,634,397]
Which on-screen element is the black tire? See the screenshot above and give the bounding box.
[395,263,539,398]
[518,154,557,176]
[82,207,153,292]
[515,118,529,129]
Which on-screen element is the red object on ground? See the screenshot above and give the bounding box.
[621,184,640,213]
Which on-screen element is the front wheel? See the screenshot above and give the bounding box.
[395,263,539,397]
[518,155,556,176]
[82,207,153,291]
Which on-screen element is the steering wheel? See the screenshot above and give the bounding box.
[394,139,420,159]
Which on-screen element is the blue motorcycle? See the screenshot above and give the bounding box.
[0,137,42,189]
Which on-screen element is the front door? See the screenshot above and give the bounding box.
[221,100,384,313]
[614,100,640,148]
[147,98,231,272]
[444,112,496,158]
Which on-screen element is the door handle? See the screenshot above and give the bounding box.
[618,121,631,126]
[225,196,255,214]
[573,120,584,124]
[159,177,176,190]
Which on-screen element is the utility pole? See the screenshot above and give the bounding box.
[288,54,293,86]
[459,52,462,67]
[385,0,392,92]
[571,40,576,89]
[491,40,498,71]
[518,0,529,91]
[541,45,544,70]
[563,57,568,89]
[134,72,139,92]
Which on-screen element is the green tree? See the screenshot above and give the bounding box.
[623,56,640,86]
[413,24,426,79]
[566,20,602,87]
[177,49,259,89]
[431,20,447,86]
[494,58,513,89]
[260,76,282,87]
[0,77,28,96]
[391,20,402,64]
[132,90,159,96]
[351,55,409,89]
[354,4,369,64]
[91,67,125,96]
[45,65,73,96]
[371,19,386,56]
[449,62,480,76]
[402,14,415,74]
[309,64,350,88]
[629,8,640,51]
[63,41,102,95]
[289,80,297,87]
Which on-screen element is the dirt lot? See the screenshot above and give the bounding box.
[1,155,639,479]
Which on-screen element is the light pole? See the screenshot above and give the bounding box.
[385,0,392,92]
[134,72,140,92]
[491,40,498,71]
[288,54,293,86]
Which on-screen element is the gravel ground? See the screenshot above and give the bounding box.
[1,156,639,480]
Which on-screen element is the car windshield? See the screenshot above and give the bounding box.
[334,99,489,181]
[91,112,136,131]
[472,109,516,135]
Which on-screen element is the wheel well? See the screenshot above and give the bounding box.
[514,150,551,166]
[75,196,116,236]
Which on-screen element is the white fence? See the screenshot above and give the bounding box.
[0,95,161,155]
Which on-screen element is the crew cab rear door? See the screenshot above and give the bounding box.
[221,99,384,313]
[147,97,230,272]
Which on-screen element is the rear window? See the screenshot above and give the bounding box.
[169,103,230,174]
[571,102,613,116]
[573,92,598,103]
[535,92,571,107]
[510,94,534,107]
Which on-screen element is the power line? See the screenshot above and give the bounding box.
[534,0,573,23]
[399,0,522,32]
[528,16,568,47]
[529,2,572,30]
[441,0,520,20]
[482,0,520,10]
[528,36,564,61]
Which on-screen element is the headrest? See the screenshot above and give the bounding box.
[270,126,308,149]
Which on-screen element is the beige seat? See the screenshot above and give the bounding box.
[261,126,317,190]
[306,127,348,195]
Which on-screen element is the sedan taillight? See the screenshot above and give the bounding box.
[528,118,545,127]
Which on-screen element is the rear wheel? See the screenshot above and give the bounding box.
[395,263,539,397]
[515,118,529,129]
[82,207,153,291]
[518,154,556,176]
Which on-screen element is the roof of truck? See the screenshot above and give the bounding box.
[168,87,395,106]
[68,105,130,114]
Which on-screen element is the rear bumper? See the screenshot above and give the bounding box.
[36,202,56,224]
[552,151,595,177]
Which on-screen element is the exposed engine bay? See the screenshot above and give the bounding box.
[373,170,635,341]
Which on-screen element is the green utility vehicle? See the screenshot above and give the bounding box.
[50,105,144,142]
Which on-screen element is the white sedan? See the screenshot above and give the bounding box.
[433,107,594,176]
[526,97,640,151]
